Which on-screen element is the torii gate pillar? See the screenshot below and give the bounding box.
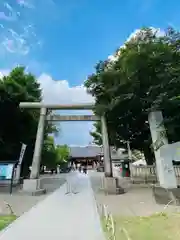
[30,107,47,179]
[23,107,47,194]
[101,116,112,177]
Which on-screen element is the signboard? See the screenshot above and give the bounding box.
[18,143,27,165]
[46,115,100,121]
[0,164,14,180]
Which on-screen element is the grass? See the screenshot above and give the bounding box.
[0,215,16,231]
[102,212,180,240]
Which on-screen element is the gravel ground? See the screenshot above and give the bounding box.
[0,174,66,216]
[89,171,180,217]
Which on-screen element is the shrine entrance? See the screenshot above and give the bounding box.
[19,102,112,191]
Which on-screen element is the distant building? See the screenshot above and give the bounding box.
[69,145,131,164]
[69,145,103,164]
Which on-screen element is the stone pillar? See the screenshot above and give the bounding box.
[30,107,47,179]
[101,115,112,177]
[148,111,177,188]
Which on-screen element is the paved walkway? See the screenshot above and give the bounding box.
[0,172,105,240]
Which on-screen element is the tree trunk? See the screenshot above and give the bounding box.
[143,144,155,165]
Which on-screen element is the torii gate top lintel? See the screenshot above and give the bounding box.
[19,102,94,110]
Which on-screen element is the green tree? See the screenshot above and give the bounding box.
[41,136,57,168]
[0,66,59,176]
[0,67,41,163]
[55,144,70,165]
[90,122,102,145]
[85,27,180,164]
[42,143,70,170]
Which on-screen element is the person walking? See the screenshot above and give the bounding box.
[78,163,82,173]
[72,162,76,171]
[83,161,87,174]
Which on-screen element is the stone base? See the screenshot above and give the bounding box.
[104,177,125,195]
[152,185,180,205]
[22,179,46,196]
[117,178,131,193]
[97,167,104,172]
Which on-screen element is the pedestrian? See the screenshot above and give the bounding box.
[83,161,87,174]
[79,164,82,173]
[71,163,75,171]
[77,163,81,173]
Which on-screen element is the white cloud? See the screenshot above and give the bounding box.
[1,25,41,55]
[126,27,164,42]
[0,12,15,21]
[108,55,117,62]
[0,69,9,78]
[2,37,29,55]
[0,70,94,104]
[17,0,34,8]
[0,2,18,21]
[0,0,40,55]
[38,73,94,104]
[37,74,95,146]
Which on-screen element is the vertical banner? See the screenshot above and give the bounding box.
[18,143,27,165]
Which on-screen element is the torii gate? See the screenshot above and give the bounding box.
[19,102,112,192]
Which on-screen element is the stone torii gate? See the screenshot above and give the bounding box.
[19,102,112,193]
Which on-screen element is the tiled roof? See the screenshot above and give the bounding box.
[70,146,102,158]
[69,145,128,159]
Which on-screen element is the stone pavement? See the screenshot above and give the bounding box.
[0,172,105,240]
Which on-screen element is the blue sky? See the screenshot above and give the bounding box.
[0,0,180,145]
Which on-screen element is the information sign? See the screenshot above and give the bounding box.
[0,164,14,180]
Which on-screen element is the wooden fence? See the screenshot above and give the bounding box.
[130,165,180,183]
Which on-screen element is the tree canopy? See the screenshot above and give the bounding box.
[85,27,180,164]
[41,138,70,169]
[56,144,70,164]
[0,67,59,176]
